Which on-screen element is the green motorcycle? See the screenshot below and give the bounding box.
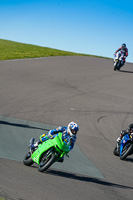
[23,132,70,172]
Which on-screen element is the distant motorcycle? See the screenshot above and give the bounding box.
[114,52,125,71]
[113,134,133,160]
[23,132,70,172]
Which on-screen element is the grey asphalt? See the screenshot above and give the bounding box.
[0,56,133,200]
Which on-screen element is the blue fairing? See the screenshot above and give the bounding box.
[120,134,130,156]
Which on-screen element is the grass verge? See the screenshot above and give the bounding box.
[0,39,110,61]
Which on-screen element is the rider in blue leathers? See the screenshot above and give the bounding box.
[116,123,133,145]
[30,122,79,162]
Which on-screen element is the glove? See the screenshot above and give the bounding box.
[48,133,54,139]
[130,132,133,137]
[116,137,121,143]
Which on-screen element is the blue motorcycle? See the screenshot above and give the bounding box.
[113,134,133,160]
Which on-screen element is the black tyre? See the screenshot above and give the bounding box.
[120,143,133,160]
[113,146,119,156]
[114,61,121,71]
[117,62,121,70]
[114,63,117,71]
[38,150,56,172]
[23,152,34,166]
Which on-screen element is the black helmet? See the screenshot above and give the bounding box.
[122,43,126,49]
[127,123,133,132]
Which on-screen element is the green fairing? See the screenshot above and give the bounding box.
[31,132,70,165]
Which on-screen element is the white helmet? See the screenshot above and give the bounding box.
[67,122,79,136]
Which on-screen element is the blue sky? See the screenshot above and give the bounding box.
[0,0,133,62]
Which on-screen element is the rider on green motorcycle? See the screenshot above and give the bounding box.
[30,122,79,162]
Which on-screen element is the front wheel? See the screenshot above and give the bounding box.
[23,152,34,166]
[113,146,119,156]
[120,143,133,160]
[38,150,56,172]
[114,62,117,71]
[114,60,119,71]
[117,61,122,70]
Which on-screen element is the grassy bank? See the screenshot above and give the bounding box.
[0,39,110,60]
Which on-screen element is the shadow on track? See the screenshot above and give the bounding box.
[46,169,133,190]
[0,120,49,131]
[124,157,133,163]
[119,70,133,73]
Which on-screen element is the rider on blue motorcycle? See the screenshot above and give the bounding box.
[115,43,128,67]
[30,122,79,162]
[116,123,133,144]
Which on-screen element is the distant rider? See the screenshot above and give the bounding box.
[29,121,79,162]
[115,43,128,67]
[116,123,133,144]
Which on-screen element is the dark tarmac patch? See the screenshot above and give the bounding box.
[0,115,104,179]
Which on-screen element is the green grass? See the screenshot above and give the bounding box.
[0,39,110,60]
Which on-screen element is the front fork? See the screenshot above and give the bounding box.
[117,142,120,153]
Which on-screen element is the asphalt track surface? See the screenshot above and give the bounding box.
[0,56,133,200]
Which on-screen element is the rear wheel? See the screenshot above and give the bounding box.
[38,149,56,172]
[120,143,133,160]
[23,152,34,166]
